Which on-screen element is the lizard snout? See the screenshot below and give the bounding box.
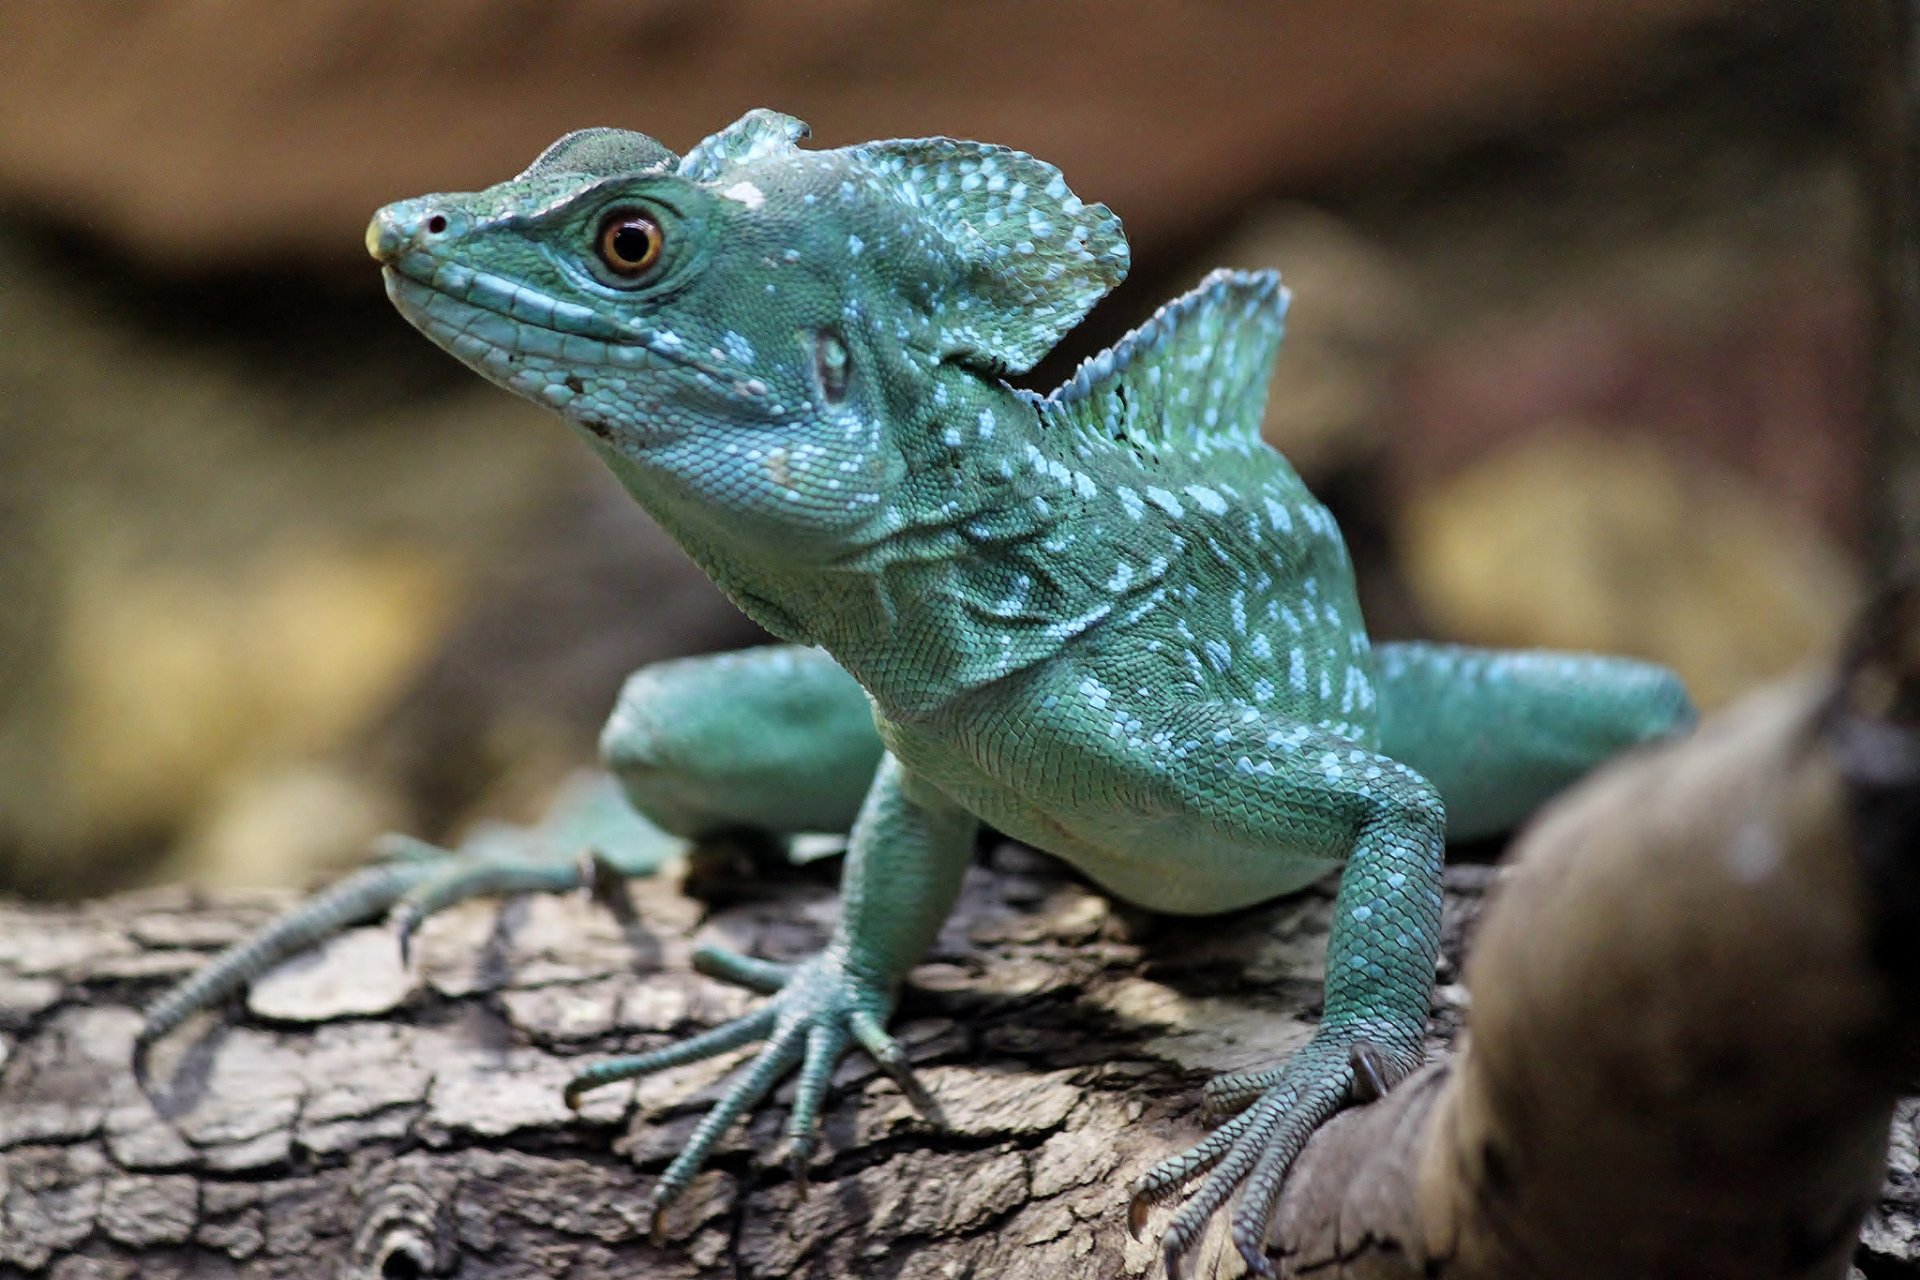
[365,200,458,265]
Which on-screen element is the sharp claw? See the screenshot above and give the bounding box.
[393,908,420,967]
[790,1152,811,1200]
[895,1071,945,1128]
[867,1043,944,1127]
[130,1033,155,1094]
[1347,1039,1392,1104]
[1127,1191,1150,1242]
[1237,1239,1277,1277]
[562,1080,587,1111]
[646,1200,668,1243]
[577,848,623,907]
[787,1127,819,1200]
[1163,1240,1185,1280]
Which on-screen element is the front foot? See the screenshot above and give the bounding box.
[1130,1025,1422,1278]
[565,946,937,1221]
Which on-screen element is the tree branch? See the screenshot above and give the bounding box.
[1271,590,1920,1279]
[5,615,1920,1276]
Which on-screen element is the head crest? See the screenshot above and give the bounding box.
[517,127,677,180]
[678,109,811,182]
[547,111,1131,376]
[844,137,1129,372]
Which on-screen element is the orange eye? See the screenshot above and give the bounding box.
[596,212,663,277]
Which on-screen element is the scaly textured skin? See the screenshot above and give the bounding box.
[142,112,1694,1276]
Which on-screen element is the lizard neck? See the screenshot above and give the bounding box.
[616,366,1116,717]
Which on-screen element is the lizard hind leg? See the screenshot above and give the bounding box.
[135,645,876,1072]
[602,644,883,841]
[393,642,887,955]
[134,857,434,1077]
[132,780,667,1075]
[1373,641,1695,841]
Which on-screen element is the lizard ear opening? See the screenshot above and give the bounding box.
[845,137,1129,374]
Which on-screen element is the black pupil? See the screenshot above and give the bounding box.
[611,223,653,266]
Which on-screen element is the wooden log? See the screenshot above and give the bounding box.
[5,613,1920,1276]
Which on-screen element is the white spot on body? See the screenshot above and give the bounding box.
[1079,675,1113,711]
[1184,485,1229,515]
[1145,487,1185,519]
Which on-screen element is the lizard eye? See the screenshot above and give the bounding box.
[595,211,663,279]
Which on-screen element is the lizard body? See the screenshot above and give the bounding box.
[147,111,1694,1276]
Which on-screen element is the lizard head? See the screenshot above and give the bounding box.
[368,110,1128,554]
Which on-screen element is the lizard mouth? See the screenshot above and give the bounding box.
[380,258,759,406]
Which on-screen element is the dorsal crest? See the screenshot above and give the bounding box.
[1039,269,1288,460]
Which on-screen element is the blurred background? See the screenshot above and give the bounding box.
[0,2,1888,898]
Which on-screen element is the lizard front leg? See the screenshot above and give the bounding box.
[1123,712,1446,1278]
[565,753,977,1215]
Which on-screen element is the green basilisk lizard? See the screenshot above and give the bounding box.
[140,111,1692,1276]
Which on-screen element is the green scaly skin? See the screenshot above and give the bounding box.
[141,112,1694,1276]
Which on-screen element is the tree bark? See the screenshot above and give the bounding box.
[0,830,1481,1279]
[5,643,1920,1278]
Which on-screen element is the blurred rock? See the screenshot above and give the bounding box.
[61,545,450,850]
[1400,427,1858,708]
[0,1,1731,271]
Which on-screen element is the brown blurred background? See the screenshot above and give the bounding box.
[0,2,1881,898]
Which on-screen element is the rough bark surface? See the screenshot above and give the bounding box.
[0,843,1910,1278]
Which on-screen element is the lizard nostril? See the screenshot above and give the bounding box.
[425,214,448,235]
[379,1247,426,1280]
